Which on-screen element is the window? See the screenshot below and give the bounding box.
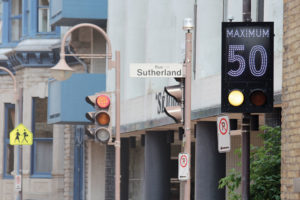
[0,0,59,46]
[3,103,15,179]
[38,0,53,33]
[10,0,22,41]
[31,98,53,177]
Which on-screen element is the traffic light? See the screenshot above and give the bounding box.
[85,93,112,143]
[164,79,184,123]
[221,22,274,113]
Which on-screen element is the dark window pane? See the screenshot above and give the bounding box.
[4,104,15,177]
[11,19,22,41]
[32,98,53,175]
[5,144,14,175]
[34,98,53,138]
[38,0,50,32]
[11,0,22,15]
[7,107,15,139]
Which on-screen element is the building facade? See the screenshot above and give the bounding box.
[0,0,89,199]
[0,0,290,200]
[106,0,283,199]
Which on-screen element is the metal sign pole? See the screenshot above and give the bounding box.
[242,0,251,199]
[183,30,192,200]
[241,113,250,199]
[17,88,23,200]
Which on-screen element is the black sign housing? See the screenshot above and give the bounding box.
[221,22,274,113]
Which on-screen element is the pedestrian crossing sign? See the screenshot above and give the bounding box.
[10,124,33,145]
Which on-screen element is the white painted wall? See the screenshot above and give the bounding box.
[265,0,283,94]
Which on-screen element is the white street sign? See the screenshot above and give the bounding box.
[217,115,231,153]
[130,63,184,77]
[178,153,190,181]
[15,175,21,191]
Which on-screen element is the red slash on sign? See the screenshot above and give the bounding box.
[180,154,188,168]
[218,118,228,135]
[217,115,231,153]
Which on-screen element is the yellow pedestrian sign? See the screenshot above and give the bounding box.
[10,124,33,145]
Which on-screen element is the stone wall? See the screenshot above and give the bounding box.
[64,125,75,200]
[0,67,65,200]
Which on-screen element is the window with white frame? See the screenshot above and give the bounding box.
[38,0,52,32]
[31,97,53,177]
[3,103,15,179]
[10,0,22,41]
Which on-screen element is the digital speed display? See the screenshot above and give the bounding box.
[221,22,274,113]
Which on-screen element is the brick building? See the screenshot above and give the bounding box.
[282,0,300,199]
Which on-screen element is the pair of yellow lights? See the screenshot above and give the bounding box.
[228,90,266,107]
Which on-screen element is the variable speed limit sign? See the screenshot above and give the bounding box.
[217,116,231,153]
[178,153,190,181]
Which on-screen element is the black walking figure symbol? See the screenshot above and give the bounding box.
[15,129,20,143]
[22,130,29,143]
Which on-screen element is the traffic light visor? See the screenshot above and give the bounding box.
[96,111,110,125]
[96,95,110,109]
[250,90,267,106]
[164,106,182,123]
[86,112,95,123]
[164,85,182,102]
[228,90,244,107]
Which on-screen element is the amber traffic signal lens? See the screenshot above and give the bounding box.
[228,90,244,107]
[250,90,267,106]
[96,95,110,109]
[96,112,110,125]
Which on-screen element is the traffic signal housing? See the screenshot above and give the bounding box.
[85,93,112,144]
[164,79,184,123]
[221,22,274,113]
[222,84,272,113]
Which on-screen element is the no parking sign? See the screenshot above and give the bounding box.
[178,153,190,181]
[217,115,231,153]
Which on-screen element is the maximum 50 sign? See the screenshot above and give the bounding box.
[221,22,274,113]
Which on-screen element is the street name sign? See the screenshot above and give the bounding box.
[130,63,184,77]
[217,115,231,153]
[10,124,33,145]
[178,153,190,181]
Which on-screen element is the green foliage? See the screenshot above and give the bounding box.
[218,126,281,200]
[218,168,241,200]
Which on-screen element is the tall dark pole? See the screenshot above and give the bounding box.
[242,0,251,199]
[241,113,250,199]
[243,0,251,22]
[115,51,121,200]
